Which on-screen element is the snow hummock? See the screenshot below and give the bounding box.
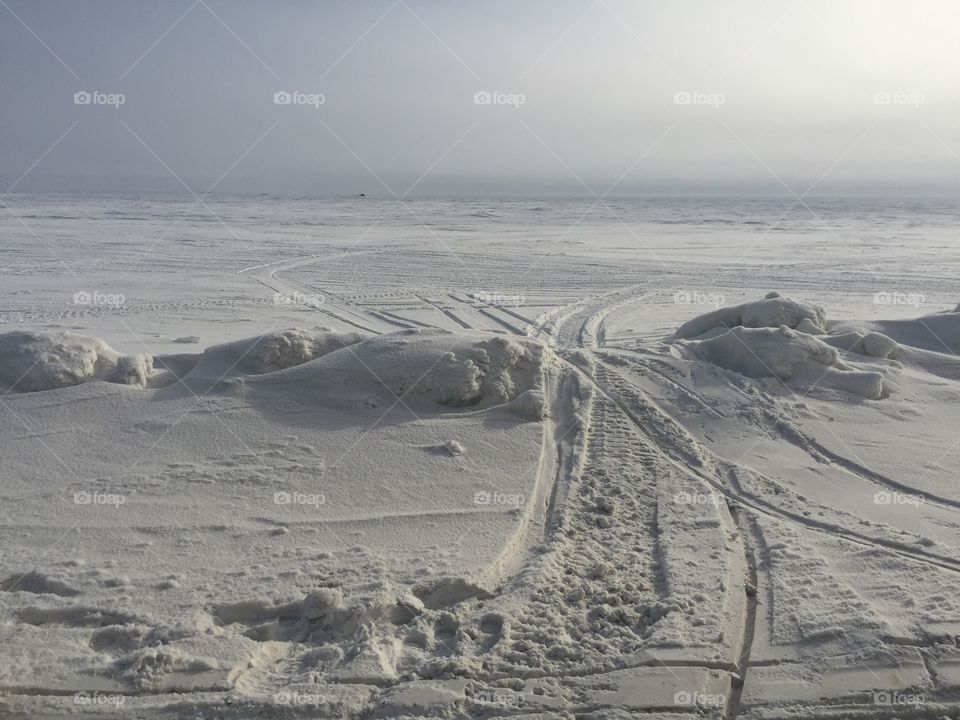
[820,330,899,359]
[0,331,152,392]
[684,324,838,379]
[671,297,887,399]
[672,294,827,340]
[248,330,546,411]
[861,305,960,354]
[443,439,465,456]
[188,328,367,379]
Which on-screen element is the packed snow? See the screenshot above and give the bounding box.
[2,195,960,719]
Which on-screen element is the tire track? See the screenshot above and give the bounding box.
[572,357,960,576]
[770,417,960,514]
[415,294,472,329]
[726,505,759,719]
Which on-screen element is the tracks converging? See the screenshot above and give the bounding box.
[540,289,960,718]
[235,267,960,717]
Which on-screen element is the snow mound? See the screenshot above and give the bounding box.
[685,325,837,378]
[0,331,153,393]
[681,326,884,399]
[112,354,155,385]
[672,295,827,340]
[254,330,547,411]
[865,307,960,354]
[507,389,548,421]
[187,329,367,379]
[820,331,899,359]
[443,439,465,456]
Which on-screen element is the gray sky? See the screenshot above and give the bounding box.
[2,0,958,196]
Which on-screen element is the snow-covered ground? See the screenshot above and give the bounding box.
[2,194,960,719]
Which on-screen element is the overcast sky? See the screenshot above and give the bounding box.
[2,0,958,196]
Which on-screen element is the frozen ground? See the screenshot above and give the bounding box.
[2,194,960,719]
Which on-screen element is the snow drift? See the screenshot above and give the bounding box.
[864,306,960,354]
[685,325,837,379]
[671,296,889,399]
[249,329,548,413]
[681,325,885,399]
[185,328,367,379]
[671,292,827,340]
[0,327,550,415]
[0,331,153,393]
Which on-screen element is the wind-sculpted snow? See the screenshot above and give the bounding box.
[671,292,827,340]
[0,330,152,392]
[248,329,548,411]
[670,296,889,399]
[185,328,367,379]
[4,192,960,719]
[680,325,885,399]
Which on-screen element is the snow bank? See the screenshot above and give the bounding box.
[0,328,550,414]
[681,326,884,399]
[672,293,827,340]
[866,306,960,354]
[251,329,548,411]
[684,325,837,379]
[0,331,152,392]
[187,328,367,379]
[820,331,898,359]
